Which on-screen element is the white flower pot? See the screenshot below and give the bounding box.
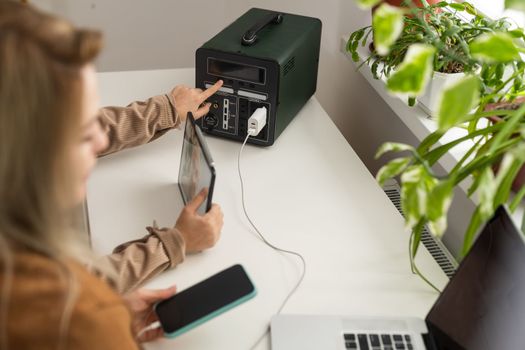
[417,71,465,118]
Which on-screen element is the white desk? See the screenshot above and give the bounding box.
[88,68,448,350]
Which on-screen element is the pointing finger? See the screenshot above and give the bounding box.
[200,80,223,102]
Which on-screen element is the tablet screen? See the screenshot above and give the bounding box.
[178,114,215,215]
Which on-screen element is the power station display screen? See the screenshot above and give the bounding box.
[208,58,265,84]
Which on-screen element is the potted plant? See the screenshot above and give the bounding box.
[351,0,525,289]
[348,1,522,116]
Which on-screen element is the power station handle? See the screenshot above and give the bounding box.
[241,12,283,46]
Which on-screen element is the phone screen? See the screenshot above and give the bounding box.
[155,264,256,335]
[178,114,215,215]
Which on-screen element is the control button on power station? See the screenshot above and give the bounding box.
[205,83,234,94]
[238,90,267,101]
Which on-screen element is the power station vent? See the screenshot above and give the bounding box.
[283,56,296,76]
[382,180,458,279]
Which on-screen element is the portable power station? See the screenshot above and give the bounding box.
[195,8,322,146]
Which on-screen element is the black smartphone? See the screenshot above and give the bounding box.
[154,264,257,338]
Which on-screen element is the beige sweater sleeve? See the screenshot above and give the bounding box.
[100,226,186,294]
[96,94,185,293]
[98,94,180,156]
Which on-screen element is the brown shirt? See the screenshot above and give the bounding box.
[4,253,139,350]
[96,94,185,293]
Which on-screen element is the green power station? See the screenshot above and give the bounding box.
[195,8,322,146]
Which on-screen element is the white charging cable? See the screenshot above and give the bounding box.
[137,320,161,339]
[239,113,307,349]
[137,110,306,348]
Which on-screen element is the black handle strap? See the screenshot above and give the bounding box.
[241,12,283,46]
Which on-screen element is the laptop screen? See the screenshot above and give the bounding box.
[425,206,525,349]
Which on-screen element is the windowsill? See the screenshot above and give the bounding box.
[340,35,525,224]
[340,36,475,176]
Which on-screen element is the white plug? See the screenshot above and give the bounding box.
[247,107,267,136]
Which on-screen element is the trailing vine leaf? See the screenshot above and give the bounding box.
[493,144,525,207]
[426,179,454,237]
[401,166,437,229]
[462,208,483,257]
[376,157,412,186]
[477,168,497,219]
[373,4,405,56]
[386,44,436,96]
[410,219,425,262]
[470,33,522,63]
[375,142,415,158]
[437,75,480,130]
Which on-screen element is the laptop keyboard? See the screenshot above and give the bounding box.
[343,333,413,350]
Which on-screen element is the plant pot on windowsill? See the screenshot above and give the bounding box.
[417,70,466,118]
[417,61,480,118]
[485,96,525,191]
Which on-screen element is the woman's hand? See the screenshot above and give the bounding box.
[171,80,223,121]
[175,188,224,253]
[124,285,177,342]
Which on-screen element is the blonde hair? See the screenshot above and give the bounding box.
[0,2,102,348]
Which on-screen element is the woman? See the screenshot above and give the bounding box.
[94,76,225,294]
[0,2,215,348]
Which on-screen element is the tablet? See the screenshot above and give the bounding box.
[178,113,216,215]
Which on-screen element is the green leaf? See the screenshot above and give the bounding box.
[401,166,437,230]
[426,180,454,237]
[437,75,480,131]
[489,103,525,153]
[373,4,405,56]
[386,44,436,96]
[423,124,500,166]
[428,216,447,239]
[505,0,525,12]
[510,184,525,212]
[493,144,525,206]
[376,157,411,186]
[470,33,522,63]
[449,3,465,11]
[356,0,383,9]
[509,28,525,39]
[464,2,478,15]
[462,207,483,257]
[401,167,426,228]
[375,142,415,159]
[417,131,444,154]
[411,220,425,260]
[477,168,496,219]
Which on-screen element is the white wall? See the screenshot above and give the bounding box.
[36,1,228,70]
[35,0,415,174]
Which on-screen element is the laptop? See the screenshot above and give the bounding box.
[271,206,525,350]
